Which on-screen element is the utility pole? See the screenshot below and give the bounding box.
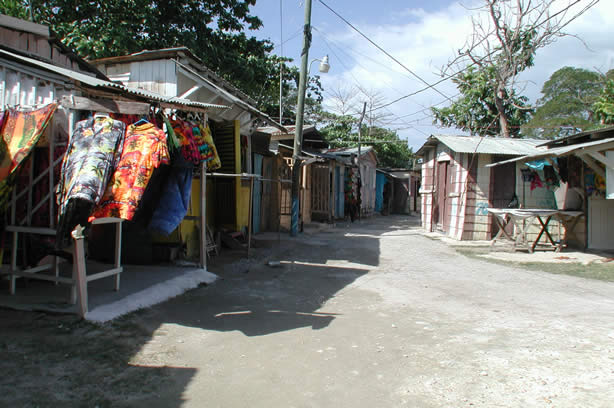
[290,0,312,236]
[356,102,366,221]
[357,102,367,157]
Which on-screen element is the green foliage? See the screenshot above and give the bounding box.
[0,0,30,19]
[319,113,413,168]
[523,67,604,138]
[593,79,614,125]
[11,0,321,116]
[432,66,532,137]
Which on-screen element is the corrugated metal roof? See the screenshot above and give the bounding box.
[431,135,543,155]
[0,48,228,110]
[486,137,614,167]
[255,125,316,136]
[537,126,614,148]
[325,146,374,156]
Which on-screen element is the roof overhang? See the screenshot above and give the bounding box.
[0,48,229,111]
[486,137,614,178]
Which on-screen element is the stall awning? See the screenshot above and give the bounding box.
[485,137,614,168]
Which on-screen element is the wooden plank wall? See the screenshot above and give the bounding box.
[0,28,86,73]
[122,60,177,97]
[420,149,435,232]
[311,163,330,219]
[445,152,470,240]
[465,154,493,240]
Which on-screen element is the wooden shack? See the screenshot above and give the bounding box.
[417,135,548,241]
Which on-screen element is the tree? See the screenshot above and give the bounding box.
[319,113,414,168]
[522,66,604,138]
[439,0,599,137]
[432,66,532,137]
[593,79,614,125]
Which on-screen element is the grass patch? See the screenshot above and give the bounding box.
[456,248,614,282]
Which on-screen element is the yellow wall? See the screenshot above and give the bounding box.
[235,120,250,231]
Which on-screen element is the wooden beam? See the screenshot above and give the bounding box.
[587,151,614,171]
[578,153,606,178]
[178,85,201,99]
[61,95,150,115]
[159,101,209,113]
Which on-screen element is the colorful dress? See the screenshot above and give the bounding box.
[89,122,169,221]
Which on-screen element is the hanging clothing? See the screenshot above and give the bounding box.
[195,123,221,170]
[171,119,200,165]
[0,103,57,182]
[89,122,169,222]
[148,154,193,236]
[56,116,125,246]
[160,113,180,152]
[529,171,543,191]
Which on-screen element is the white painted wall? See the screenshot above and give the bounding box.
[588,197,614,250]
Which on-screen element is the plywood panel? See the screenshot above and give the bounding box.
[588,197,614,250]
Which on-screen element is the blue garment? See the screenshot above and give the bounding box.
[525,158,557,170]
[148,159,193,236]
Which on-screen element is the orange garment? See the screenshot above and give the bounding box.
[0,103,57,182]
[89,122,169,221]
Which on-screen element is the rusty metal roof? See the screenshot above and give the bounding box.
[417,135,543,156]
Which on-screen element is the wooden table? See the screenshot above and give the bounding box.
[487,208,584,253]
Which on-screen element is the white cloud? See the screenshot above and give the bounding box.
[318,0,614,151]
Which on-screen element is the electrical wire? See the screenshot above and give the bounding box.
[317,0,453,103]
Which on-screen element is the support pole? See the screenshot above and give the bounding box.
[357,102,367,220]
[291,0,313,237]
[248,176,254,257]
[200,162,207,270]
[71,225,88,318]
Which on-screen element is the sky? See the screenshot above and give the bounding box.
[247,0,614,151]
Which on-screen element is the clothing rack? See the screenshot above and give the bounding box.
[2,95,216,318]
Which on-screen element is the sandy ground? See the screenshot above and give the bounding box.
[1,215,613,407]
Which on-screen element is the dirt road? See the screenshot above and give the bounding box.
[2,215,613,407]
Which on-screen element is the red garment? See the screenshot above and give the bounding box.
[89,122,169,221]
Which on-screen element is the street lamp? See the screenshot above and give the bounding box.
[311,55,330,74]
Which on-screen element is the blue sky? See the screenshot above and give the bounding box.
[247,1,614,151]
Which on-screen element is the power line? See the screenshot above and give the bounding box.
[317,0,453,103]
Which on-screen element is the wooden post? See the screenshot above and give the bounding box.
[200,162,207,270]
[9,231,18,295]
[71,225,88,318]
[247,176,254,257]
[114,221,122,291]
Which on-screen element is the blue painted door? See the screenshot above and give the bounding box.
[253,154,263,234]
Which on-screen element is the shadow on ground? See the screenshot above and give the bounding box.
[0,213,404,406]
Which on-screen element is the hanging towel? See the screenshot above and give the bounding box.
[89,122,169,221]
